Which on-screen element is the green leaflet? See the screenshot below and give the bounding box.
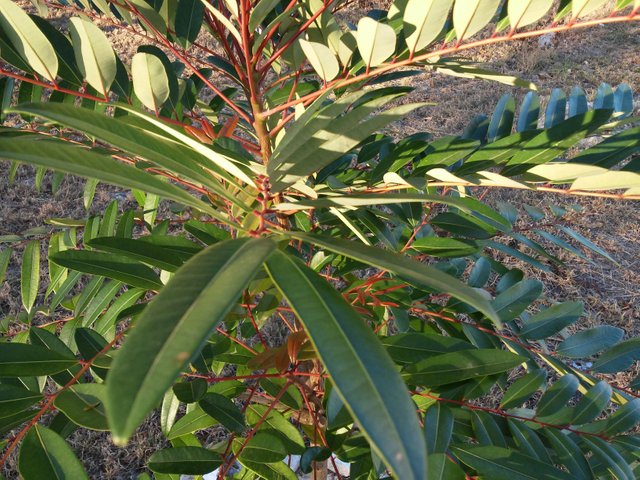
[452,0,501,41]
[175,0,204,48]
[267,88,424,192]
[500,370,546,409]
[403,0,454,54]
[18,425,88,480]
[0,136,220,218]
[508,0,554,29]
[21,240,40,314]
[286,232,501,326]
[131,52,170,111]
[199,393,245,433]
[299,40,340,82]
[265,250,427,480]
[404,349,524,386]
[50,250,163,290]
[453,445,572,480]
[148,447,222,475]
[0,384,42,417]
[87,236,197,272]
[505,109,613,174]
[54,384,108,431]
[68,17,117,97]
[557,326,624,358]
[10,103,247,209]
[356,17,396,67]
[106,238,276,444]
[0,343,77,377]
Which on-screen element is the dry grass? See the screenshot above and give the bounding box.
[0,3,639,479]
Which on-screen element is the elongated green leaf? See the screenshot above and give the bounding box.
[265,250,426,480]
[519,301,583,340]
[453,445,572,480]
[245,404,305,454]
[453,0,501,41]
[11,103,243,208]
[488,94,515,142]
[69,17,116,96]
[572,381,612,425]
[573,0,609,18]
[557,326,624,358]
[412,237,481,257]
[556,226,616,263]
[199,393,245,433]
[427,453,466,480]
[536,374,579,417]
[0,136,217,216]
[0,248,11,285]
[21,240,40,314]
[0,342,77,376]
[0,0,58,81]
[383,333,473,365]
[404,349,524,386]
[269,96,424,192]
[148,447,222,475]
[594,338,640,373]
[175,0,204,48]
[517,91,540,132]
[582,436,634,480]
[505,110,613,174]
[131,52,170,112]
[356,17,396,67]
[424,403,453,454]
[50,250,162,290]
[299,39,340,82]
[106,238,275,444]
[114,104,255,187]
[18,425,88,480]
[507,420,550,462]
[87,237,194,272]
[237,431,287,463]
[508,0,554,29]
[403,0,454,54]
[604,398,640,435]
[54,384,108,431]
[287,233,500,326]
[492,279,543,322]
[29,328,81,385]
[500,370,546,409]
[543,430,591,480]
[167,406,217,439]
[238,457,297,480]
[571,127,640,168]
[0,384,42,417]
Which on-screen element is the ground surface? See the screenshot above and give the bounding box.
[0,2,639,479]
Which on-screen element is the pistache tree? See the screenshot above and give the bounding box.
[1,0,640,478]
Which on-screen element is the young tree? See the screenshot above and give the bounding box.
[0,0,639,478]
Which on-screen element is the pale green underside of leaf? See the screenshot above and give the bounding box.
[69,17,117,95]
[0,0,58,81]
[131,52,170,111]
[453,0,502,41]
